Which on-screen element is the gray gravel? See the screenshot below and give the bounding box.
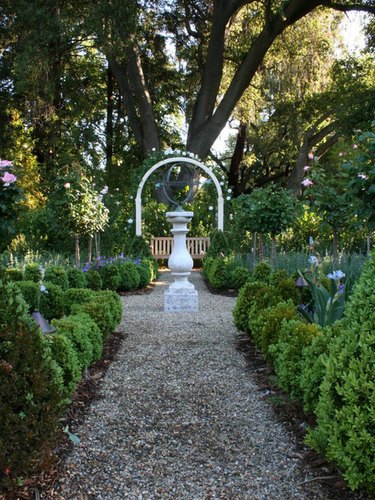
[53,270,328,499]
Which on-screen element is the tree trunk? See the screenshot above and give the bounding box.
[88,235,93,263]
[228,121,247,196]
[106,64,114,187]
[95,233,101,261]
[75,236,80,268]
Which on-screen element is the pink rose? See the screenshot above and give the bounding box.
[64,182,71,189]
[308,152,314,160]
[352,144,358,149]
[0,160,13,169]
[303,166,310,172]
[301,178,313,187]
[1,171,17,186]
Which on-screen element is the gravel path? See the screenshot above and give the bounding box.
[54,270,327,499]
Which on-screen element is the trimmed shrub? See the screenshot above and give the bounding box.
[63,288,94,315]
[257,300,298,360]
[85,268,102,290]
[5,268,23,282]
[46,333,81,400]
[233,281,278,333]
[128,235,152,258]
[275,277,300,304]
[67,267,87,289]
[94,290,123,326]
[141,257,158,282]
[137,262,152,288]
[270,319,321,401]
[0,281,63,490]
[206,230,230,257]
[44,265,69,291]
[73,301,114,339]
[100,263,122,290]
[299,322,341,413]
[205,257,229,289]
[15,280,39,312]
[306,255,375,493]
[228,266,251,289]
[252,262,272,283]
[118,261,140,291]
[24,263,42,282]
[39,282,65,320]
[52,314,94,371]
[73,290,122,338]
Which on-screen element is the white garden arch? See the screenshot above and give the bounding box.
[135,156,224,236]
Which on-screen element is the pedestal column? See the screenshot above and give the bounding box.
[164,210,198,312]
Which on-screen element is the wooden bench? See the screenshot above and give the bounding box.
[150,236,210,259]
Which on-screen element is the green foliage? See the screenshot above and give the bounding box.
[117,261,140,291]
[233,281,278,333]
[204,257,229,289]
[94,290,123,327]
[0,281,63,488]
[228,266,251,289]
[306,254,375,493]
[99,263,122,291]
[15,280,39,312]
[253,262,273,283]
[276,277,300,304]
[46,333,81,400]
[43,265,69,291]
[137,262,152,288]
[39,282,65,321]
[5,268,23,282]
[206,230,230,257]
[63,288,95,316]
[256,301,298,361]
[128,236,152,258]
[85,268,102,290]
[141,257,158,282]
[299,322,341,413]
[234,185,300,236]
[66,267,87,289]
[71,289,122,339]
[23,263,42,282]
[270,319,321,400]
[52,314,94,371]
[297,271,349,326]
[343,125,375,231]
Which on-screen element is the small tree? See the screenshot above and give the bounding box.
[64,177,109,267]
[342,125,375,254]
[234,185,300,264]
[303,161,358,266]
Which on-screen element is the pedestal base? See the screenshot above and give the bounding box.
[164,289,198,312]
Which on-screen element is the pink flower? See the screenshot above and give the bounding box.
[352,144,358,149]
[1,171,17,186]
[303,165,310,172]
[64,182,70,189]
[338,152,344,157]
[301,178,313,187]
[308,152,314,160]
[0,160,13,169]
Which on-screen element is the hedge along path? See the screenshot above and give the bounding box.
[53,270,328,499]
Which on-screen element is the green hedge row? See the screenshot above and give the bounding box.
[233,255,375,493]
[0,256,158,293]
[0,279,123,492]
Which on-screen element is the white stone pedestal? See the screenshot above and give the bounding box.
[164,210,198,312]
